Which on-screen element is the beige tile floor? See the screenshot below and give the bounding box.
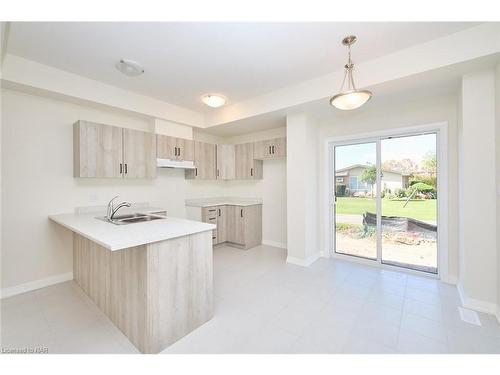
[1,244,500,354]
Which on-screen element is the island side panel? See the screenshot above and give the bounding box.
[149,230,213,350]
[73,233,151,353]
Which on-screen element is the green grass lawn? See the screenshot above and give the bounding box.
[335,197,437,221]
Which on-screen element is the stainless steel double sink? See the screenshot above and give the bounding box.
[97,211,167,225]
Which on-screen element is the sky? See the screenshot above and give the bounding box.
[335,133,436,170]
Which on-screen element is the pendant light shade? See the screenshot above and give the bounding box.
[330,36,373,110]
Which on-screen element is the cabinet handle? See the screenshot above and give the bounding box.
[217,169,219,177]
[120,163,123,174]
[240,209,243,218]
[208,209,216,212]
[124,163,128,174]
[269,146,272,154]
[178,147,181,158]
[218,208,221,216]
[272,145,275,154]
[195,168,198,176]
[250,168,253,176]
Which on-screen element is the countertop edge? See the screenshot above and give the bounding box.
[49,215,216,251]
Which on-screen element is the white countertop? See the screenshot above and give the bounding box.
[185,197,263,207]
[49,207,215,251]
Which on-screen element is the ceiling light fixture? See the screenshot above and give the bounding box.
[201,94,227,108]
[330,35,372,110]
[115,59,145,77]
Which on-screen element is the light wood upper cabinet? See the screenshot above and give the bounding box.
[74,120,123,178]
[253,137,286,159]
[123,128,157,179]
[74,120,156,179]
[157,135,194,161]
[216,144,235,180]
[235,142,263,180]
[176,137,194,161]
[185,141,217,180]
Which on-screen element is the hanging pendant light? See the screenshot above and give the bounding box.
[330,35,373,110]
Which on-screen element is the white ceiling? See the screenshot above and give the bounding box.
[202,53,500,137]
[6,22,480,113]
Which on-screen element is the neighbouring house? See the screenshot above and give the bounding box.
[335,164,410,195]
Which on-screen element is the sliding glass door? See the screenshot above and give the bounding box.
[332,132,438,274]
[334,142,377,260]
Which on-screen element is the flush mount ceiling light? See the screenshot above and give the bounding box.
[330,35,373,110]
[201,94,227,108]
[115,59,145,77]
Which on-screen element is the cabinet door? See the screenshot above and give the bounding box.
[123,128,157,178]
[156,135,177,160]
[270,137,287,158]
[216,144,235,180]
[216,206,227,244]
[187,141,216,180]
[253,139,273,160]
[226,206,245,245]
[74,120,123,178]
[234,143,255,179]
[242,205,263,248]
[177,138,195,161]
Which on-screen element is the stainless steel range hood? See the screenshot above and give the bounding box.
[156,158,196,169]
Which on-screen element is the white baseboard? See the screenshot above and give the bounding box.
[286,253,320,267]
[1,272,73,299]
[440,275,458,285]
[261,239,287,249]
[457,282,498,315]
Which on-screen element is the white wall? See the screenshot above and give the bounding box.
[286,114,319,265]
[1,88,287,292]
[497,63,500,320]
[458,70,497,312]
[317,94,459,281]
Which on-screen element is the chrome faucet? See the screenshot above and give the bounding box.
[106,195,131,221]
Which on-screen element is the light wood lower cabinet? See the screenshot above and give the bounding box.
[199,204,262,249]
[226,205,262,249]
[73,231,213,353]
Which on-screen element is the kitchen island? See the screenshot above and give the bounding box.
[49,207,215,353]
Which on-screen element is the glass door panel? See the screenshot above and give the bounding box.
[334,142,377,260]
[380,133,438,273]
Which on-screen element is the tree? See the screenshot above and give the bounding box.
[360,165,377,186]
[382,158,418,175]
[422,151,437,174]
